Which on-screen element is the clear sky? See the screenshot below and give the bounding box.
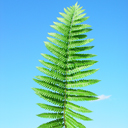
[0,0,128,128]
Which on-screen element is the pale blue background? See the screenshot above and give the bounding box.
[0,0,128,128]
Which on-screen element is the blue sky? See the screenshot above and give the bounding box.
[0,0,128,128]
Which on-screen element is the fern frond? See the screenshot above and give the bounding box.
[41,53,67,69]
[73,17,90,25]
[65,114,86,128]
[75,9,85,16]
[65,108,92,121]
[41,95,64,107]
[37,112,63,119]
[67,53,97,61]
[66,101,92,113]
[65,119,76,128]
[66,88,98,96]
[44,41,67,56]
[75,7,85,16]
[71,24,92,31]
[67,95,98,101]
[32,2,101,128]
[68,39,94,48]
[44,42,67,62]
[57,17,70,26]
[32,88,64,101]
[47,37,68,49]
[52,22,70,35]
[36,67,66,81]
[39,60,66,74]
[33,79,65,94]
[67,79,100,88]
[69,34,87,41]
[64,8,72,17]
[67,64,94,75]
[68,46,94,54]
[48,32,68,42]
[59,12,71,21]
[67,60,98,68]
[37,118,64,128]
[37,103,64,112]
[70,28,92,36]
[53,124,65,128]
[35,76,65,88]
[66,69,99,80]
[74,13,87,20]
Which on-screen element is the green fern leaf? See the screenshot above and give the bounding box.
[68,46,94,54]
[59,12,71,21]
[74,13,87,20]
[67,95,98,101]
[37,118,64,128]
[32,2,101,128]
[32,92,65,107]
[67,64,94,75]
[44,41,67,56]
[36,67,66,81]
[35,76,65,88]
[64,8,72,16]
[57,17,70,26]
[54,124,65,128]
[33,78,65,94]
[48,33,68,42]
[67,60,98,68]
[66,69,99,80]
[66,101,92,113]
[51,22,70,36]
[65,108,92,121]
[73,17,90,25]
[47,37,68,49]
[70,28,92,36]
[39,60,66,74]
[37,103,64,112]
[41,53,67,69]
[32,88,64,101]
[71,24,92,31]
[68,39,94,48]
[44,42,67,62]
[65,114,86,128]
[67,53,97,61]
[37,112,63,119]
[69,34,87,41]
[66,88,98,96]
[65,119,76,128]
[67,79,101,88]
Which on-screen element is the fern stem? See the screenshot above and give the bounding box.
[64,89,67,127]
[64,6,76,128]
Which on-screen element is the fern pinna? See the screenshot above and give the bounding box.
[32,2,100,128]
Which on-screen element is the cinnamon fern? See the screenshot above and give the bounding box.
[32,2,100,128]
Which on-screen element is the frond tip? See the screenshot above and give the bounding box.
[32,2,100,128]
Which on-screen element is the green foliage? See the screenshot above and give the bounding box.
[32,2,100,128]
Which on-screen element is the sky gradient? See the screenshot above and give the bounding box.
[0,0,128,128]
